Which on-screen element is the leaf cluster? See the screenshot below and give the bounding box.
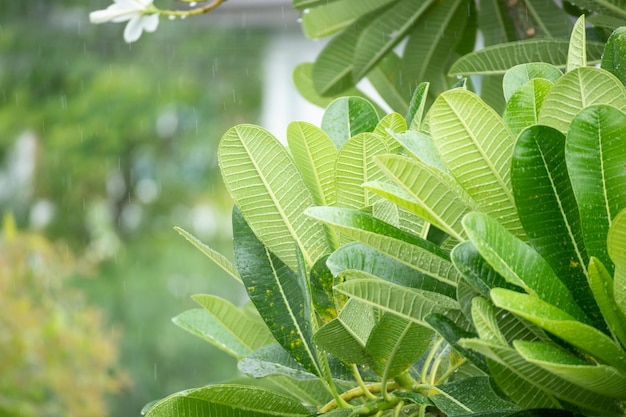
[145,16,626,417]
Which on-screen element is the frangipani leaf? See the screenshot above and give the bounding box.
[144,384,310,417]
[567,104,626,272]
[367,53,411,114]
[310,256,343,323]
[608,208,626,317]
[389,130,446,172]
[430,377,519,417]
[238,343,319,380]
[219,125,331,270]
[463,212,589,323]
[372,112,406,153]
[366,313,433,379]
[602,26,626,86]
[233,209,320,376]
[538,68,626,134]
[322,97,379,149]
[567,15,586,72]
[429,89,525,239]
[503,78,553,136]
[405,82,429,130]
[491,288,626,374]
[588,257,626,346]
[525,0,572,38]
[301,0,396,38]
[502,63,562,102]
[514,340,626,400]
[449,40,605,76]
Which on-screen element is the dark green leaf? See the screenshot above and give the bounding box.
[602,26,626,86]
[238,344,319,380]
[367,52,411,113]
[430,377,519,416]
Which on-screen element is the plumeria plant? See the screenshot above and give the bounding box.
[134,15,626,417]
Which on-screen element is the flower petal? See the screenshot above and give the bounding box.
[123,15,144,43]
[142,14,159,33]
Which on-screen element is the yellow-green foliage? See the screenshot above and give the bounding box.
[0,215,129,417]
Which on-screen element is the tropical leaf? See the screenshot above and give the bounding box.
[372,112,406,153]
[388,130,446,172]
[502,78,552,136]
[405,82,429,130]
[219,125,331,270]
[608,208,626,317]
[238,343,319,380]
[567,16,586,72]
[511,125,602,328]
[567,0,626,20]
[588,257,626,347]
[144,384,311,417]
[429,377,519,417]
[538,68,626,134]
[449,40,605,76]
[321,97,379,149]
[367,52,411,114]
[602,26,626,86]
[463,212,589,323]
[233,209,320,375]
[372,154,476,241]
[292,0,342,9]
[502,63,562,102]
[525,0,572,38]
[172,294,274,359]
[352,0,435,80]
[490,288,626,374]
[335,132,389,209]
[310,256,343,323]
[335,271,463,327]
[429,89,525,239]
[313,299,375,364]
[514,340,626,400]
[263,377,334,408]
[174,226,242,283]
[478,0,515,46]
[365,313,433,379]
[306,206,461,287]
[301,0,397,38]
[566,104,626,272]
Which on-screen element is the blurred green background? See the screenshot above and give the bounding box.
[0,1,289,416]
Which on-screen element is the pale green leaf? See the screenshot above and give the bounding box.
[463,212,589,323]
[389,130,446,172]
[367,53,411,114]
[292,0,341,9]
[321,97,379,149]
[566,105,626,272]
[478,0,515,46]
[372,112,406,153]
[608,208,626,317]
[491,288,626,374]
[514,340,626,400]
[238,343,319,380]
[430,89,525,239]
[219,125,331,270]
[306,206,461,287]
[502,62,562,102]
[471,297,507,345]
[503,78,553,136]
[174,226,241,283]
[405,82,429,130]
[449,40,605,76]
[539,68,626,134]
[335,132,389,209]
[567,15,586,72]
[588,257,626,346]
[145,384,311,417]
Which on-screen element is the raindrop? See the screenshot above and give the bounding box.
[303,8,310,14]
[181,15,187,19]
[168,15,176,20]
[189,1,197,6]
[296,17,302,23]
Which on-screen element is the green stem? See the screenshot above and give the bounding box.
[319,382,399,413]
[353,364,378,401]
[420,336,444,383]
[437,357,467,384]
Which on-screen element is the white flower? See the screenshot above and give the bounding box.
[90,0,159,43]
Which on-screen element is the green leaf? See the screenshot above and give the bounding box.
[567,0,626,20]
[292,0,341,9]
[367,52,411,114]
[219,125,331,270]
[321,97,379,149]
[567,104,626,272]
[301,0,397,38]
[306,206,461,287]
[310,256,343,323]
[514,340,626,400]
[502,78,553,136]
[335,272,463,328]
[602,26,626,86]
[511,125,603,329]
[264,377,334,408]
[174,226,242,283]
[372,154,476,241]
[372,112,406,153]
[287,121,338,208]
[588,257,626,347]
[430,89,525,239]
[478,0,515,46]
[525,0,572,38]
[313,299,375,364]
[567,16,586,72]
[366,313,433,379]
[490,288,626,374]
[144,384,311,417]
[352,0,435,80]
[502,63,562,102]
[233,209,320,375]
[463,212,589,323]
[335,132,390,209]
[405,82,429,130]
[449,40,605,76]
[238,343,319,380]
[388,130,446,172]
[430,377,519,416]
[172,294,274,359]
[539,68,626,134]
[608,208,626,317]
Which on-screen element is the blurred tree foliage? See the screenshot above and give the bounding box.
[0,214,129,416]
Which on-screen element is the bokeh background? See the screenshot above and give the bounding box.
[0,1,322,416]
